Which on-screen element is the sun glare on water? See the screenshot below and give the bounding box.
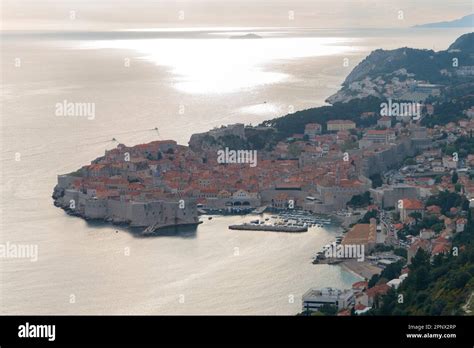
[79,34,357,95]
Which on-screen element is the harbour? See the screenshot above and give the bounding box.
[227,209,334,233]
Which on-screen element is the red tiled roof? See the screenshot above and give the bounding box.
[409,239,431,253]
[366,284,390,298]
[432,243,450,255]
[352,281,368,289]
[394,223,404,230]
[354,303,369,311]
[402,199,424,210]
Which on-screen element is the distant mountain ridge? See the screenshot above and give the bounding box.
[413,14,473,28]
[448,32,474,53]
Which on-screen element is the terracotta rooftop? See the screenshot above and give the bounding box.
[342,222,376,246]
[352,281,368,289]
[401,198,424,210]
[366,284,390,298]
[354,303,369,311]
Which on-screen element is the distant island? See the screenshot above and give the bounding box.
[413,13,473,28]
[229,33,263,39]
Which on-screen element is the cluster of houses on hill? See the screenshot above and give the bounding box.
[302,184,470,315]
[301,115,474,315]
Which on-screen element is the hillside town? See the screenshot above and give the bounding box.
[299,111,474,315]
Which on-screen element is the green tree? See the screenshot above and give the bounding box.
[409,212,423,224]
[452,171,458,184]
[410,249,431,270]
[368,274,380,288]
[347,191,372,208]
[318,304,338,316]
[370,173,383,188]
[455,183,462,193]
[377,288,398,315]
[394,248,408,259]
[360,210,378,223]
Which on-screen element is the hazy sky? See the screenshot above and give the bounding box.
[1,0,473,31]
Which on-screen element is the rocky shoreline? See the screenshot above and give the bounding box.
[52,181,200,234]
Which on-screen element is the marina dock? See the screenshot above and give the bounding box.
[229,224,307,232]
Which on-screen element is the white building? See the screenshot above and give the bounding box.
[302,287,354,311]
[387,273,408,290]
[387,278,402,290]
[442,156,458,170]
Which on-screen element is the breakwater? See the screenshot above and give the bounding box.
[229,224,308,232]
